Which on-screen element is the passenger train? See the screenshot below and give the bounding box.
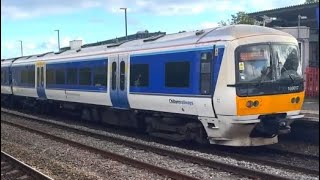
[1,25,305,146]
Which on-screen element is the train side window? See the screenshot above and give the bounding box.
[112,62,117,90]
[165,61,190,88]
[120,61,125,91]
[28,66,35,85]
[93,64,107,87]
[130,64,149,87]
[1,68,6,85]
[56,69,66,85]
[79,67,92,85]
[67,68,78,85]
[46,69,56,85]
[21,69,29,84]
[200,52,212,95]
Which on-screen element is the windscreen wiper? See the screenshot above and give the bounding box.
[281,66,295,84]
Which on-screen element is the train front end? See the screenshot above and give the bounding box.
[202,27,305,146]
[234,42,304,140]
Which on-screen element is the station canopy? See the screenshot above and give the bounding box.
[248,2,319,29]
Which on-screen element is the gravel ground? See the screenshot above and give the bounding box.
[1,111,319,180]
[1,114,245,180]
[270,140,319,157]
[1,124,169,180]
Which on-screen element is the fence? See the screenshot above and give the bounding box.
[305,67,319,97]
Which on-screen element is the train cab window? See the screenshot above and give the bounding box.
[67,68,78,85]
[46,69,56,85]
[165,61,190,88]
[130,64,149,87]
[200,53,212,95]
[93,65,107,87]
[79,67,92,85]
[56,69,66,85]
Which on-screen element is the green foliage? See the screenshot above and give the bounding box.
[230,11,255,25]
[304,0,319,3]
[219,11,255,26]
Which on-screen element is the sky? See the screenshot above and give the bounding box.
[1,0,306,59]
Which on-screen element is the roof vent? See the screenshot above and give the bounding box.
[54,49,68,55]
[107,40,128,48]
[70,40,82,50]
[195,30,205,36]
[37,52,53,57]
[143,33,165,42]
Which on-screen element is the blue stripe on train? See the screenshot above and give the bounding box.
[130,46,225,96]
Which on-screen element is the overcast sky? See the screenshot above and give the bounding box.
[1,0,305,59]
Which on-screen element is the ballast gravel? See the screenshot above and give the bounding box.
[1,124,168,180]
[1,115,244,180]
[1,110,319,180]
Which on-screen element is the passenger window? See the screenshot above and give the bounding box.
[21,70,29,84]
[1,69,7,84]
[165,61,190,88]
[56,69,65,85]
[28,66,35,85]
[93,64,107,87]
[130,64,149,87]
[200,53,212,95]
[1,70,4,84]
[67,68,78,85]
[79,67,92,85]
[120,61,125,91]
[46,69,56,85]
[112,62,117,90]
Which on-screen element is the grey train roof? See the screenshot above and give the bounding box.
[2,25,293,64]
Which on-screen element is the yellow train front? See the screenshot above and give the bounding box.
[203,25,305,146]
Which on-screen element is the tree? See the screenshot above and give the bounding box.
[304,0,319,3]
[219,11,255,26]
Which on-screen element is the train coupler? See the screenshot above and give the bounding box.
[250,118,291,138]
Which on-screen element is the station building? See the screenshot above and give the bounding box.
[248,2,319,97]
[248,2,319,71]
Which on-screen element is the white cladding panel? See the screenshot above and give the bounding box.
[12,87,38,98]
[1,86,12,94]
[46,89,111,106]
[128,94,215,117]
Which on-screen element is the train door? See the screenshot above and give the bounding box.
[36,61,47,99]
[200,46,218,118]
[109,54,130,109]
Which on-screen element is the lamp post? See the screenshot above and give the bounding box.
[297,15,307,39]
[120,8,128,39]
[54,29,60,51]
[18,40,23,56]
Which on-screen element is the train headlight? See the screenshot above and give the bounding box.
[291,97,296,104]
[295,97,300,103]
[253,100,259,107]
[246,101,253,108]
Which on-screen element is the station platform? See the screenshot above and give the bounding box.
[301,97,319,122]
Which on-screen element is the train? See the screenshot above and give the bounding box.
[1,24,305,146]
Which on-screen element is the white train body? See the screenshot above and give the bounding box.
[1,25,305,146]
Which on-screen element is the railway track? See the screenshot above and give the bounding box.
[2,109,317,179]
[1,151,52,180]
[1,120,198,180]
